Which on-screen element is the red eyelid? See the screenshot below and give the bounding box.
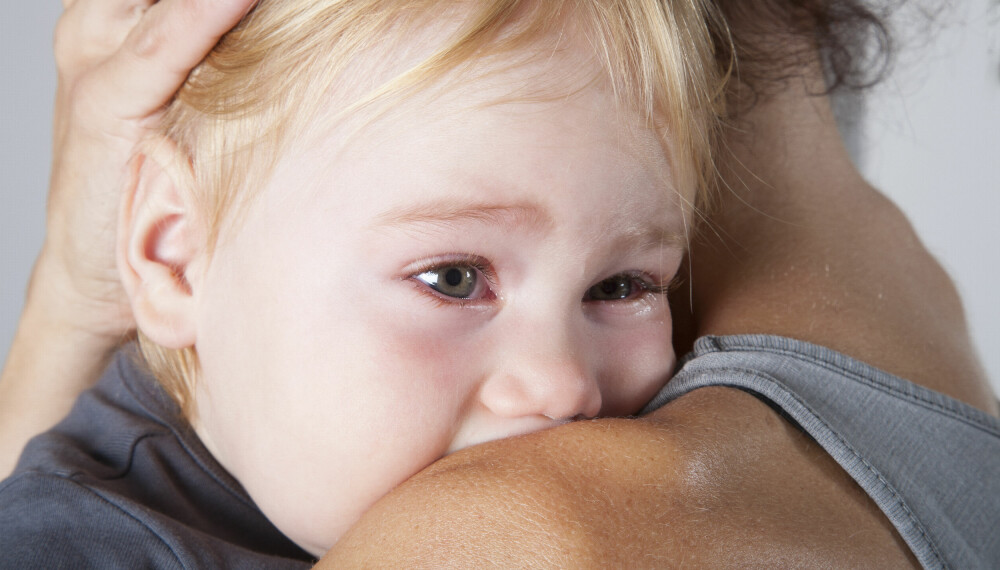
[625,271,673,292]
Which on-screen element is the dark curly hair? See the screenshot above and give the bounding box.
[713,0,894,103]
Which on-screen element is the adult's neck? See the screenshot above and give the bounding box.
[687,64,997,414]
[719,66,870,201]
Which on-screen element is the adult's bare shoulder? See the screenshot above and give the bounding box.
[320,388,916,568]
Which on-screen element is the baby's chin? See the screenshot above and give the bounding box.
[280,493,384,559]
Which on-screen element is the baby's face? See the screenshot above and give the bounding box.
[189,38,688,556]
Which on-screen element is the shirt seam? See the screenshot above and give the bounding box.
[700,337,999,435]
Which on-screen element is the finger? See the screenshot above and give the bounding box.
[55,0,155,76]
[61,0,152,17]
[84,0,258,121]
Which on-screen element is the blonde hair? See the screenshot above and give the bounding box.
[140,0,729,416]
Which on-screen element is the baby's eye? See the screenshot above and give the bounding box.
[414,265,484,299]
[585,274,659,302]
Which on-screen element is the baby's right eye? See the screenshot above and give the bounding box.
[410,258,496,303]
[416,266,479,298]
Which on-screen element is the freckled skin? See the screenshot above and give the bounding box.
[186,23,689,557]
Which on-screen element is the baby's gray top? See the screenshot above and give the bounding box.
[643,335,1000,570]
[0,348,314,568]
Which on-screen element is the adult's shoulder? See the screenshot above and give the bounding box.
[647,334,1000,569]
[320,385,917,567]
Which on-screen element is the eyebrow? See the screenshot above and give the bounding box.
[371,200,555,235]
[615,223,688,252]
[370,198,688,252]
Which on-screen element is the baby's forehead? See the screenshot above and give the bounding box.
[261,65,686,243]
[180,1,714,249]
[297,30,680,193]
[302,16,626,139]
[298,71,676,191]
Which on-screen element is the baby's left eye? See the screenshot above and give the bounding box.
[584,274,659,302]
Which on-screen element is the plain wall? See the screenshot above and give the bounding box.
[859,0,1000,392]
[2,3,998,393]
[1,3,61,358]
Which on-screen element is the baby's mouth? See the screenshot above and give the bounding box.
[445,415,574,456]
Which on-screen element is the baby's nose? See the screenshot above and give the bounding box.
[478,352,602,421]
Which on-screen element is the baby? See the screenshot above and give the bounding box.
[2,0,724,563]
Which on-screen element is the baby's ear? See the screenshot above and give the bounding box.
[118,137,205,349]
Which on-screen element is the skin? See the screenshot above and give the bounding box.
[120,33,686,555]
[2,0,995,565]
[676,64,996,411]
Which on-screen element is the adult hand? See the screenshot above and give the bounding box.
[1,0,257,477]
[46,0,258,339]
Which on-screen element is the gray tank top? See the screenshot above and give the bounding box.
[642,335,1000,570]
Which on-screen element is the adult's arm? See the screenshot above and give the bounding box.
[0,0,258,477]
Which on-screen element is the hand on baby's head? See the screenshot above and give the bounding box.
[120,0,723,556]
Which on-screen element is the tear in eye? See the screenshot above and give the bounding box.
[586,275,639,301]
[416,266,479,299]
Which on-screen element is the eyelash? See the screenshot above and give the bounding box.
[585,272,673,302]
[405,255,674,307]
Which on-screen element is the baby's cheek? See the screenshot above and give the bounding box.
[370,313,479,393]
[363,307,488,452]
[273,325,480,555]
[598,315,675,416]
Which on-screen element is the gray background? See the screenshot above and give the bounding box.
[2,2,998,393]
